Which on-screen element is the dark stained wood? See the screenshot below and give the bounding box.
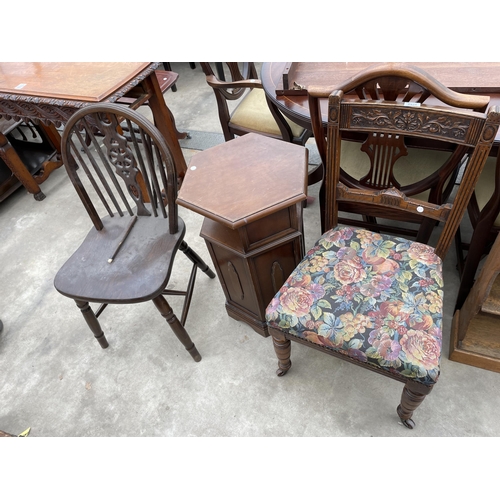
[177,133,308,336]
[307,64,494,240]
[0,120,60,201]
[54,104,215,360]
[177,133,308,228]
[455,151,500,310]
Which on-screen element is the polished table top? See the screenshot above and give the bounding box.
[0,62,152,102]
[266,62,500,94]
[177,133,308,229]
[0,62,187,180]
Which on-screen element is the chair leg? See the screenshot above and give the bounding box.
[74,300,109,349]
[397,383,432,429]
[152,295,201,362]
[179,241,216,279]
[271,332,292,376]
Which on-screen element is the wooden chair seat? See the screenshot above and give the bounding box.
[55,216,186,303]
[230,87,307,140]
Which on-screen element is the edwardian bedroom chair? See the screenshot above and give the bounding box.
[54,103,215,361]
[265,77,500,428]
[308,63,491,238]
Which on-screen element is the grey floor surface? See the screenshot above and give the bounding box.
[1,63,499,440]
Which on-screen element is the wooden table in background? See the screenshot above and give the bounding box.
[0,62,187,199]
[261,62,500,147]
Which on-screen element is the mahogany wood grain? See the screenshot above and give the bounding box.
[177,133,308,229]
[278,62,500,95]
[0,62,151,101]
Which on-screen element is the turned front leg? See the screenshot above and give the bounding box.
[270,330,292,376]
[75,300,109,348]
[152,295,201,362]
[397,383,432,429]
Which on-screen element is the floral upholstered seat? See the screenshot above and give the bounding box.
[265,226,442,387]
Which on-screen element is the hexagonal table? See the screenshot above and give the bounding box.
[177,133,308,336]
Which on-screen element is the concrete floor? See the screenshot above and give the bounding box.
[1,62,500,437]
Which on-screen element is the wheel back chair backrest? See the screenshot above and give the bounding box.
[54,103,215,361]
[265,78,500,428]
[308,63,491,241]
[200,62,312,149]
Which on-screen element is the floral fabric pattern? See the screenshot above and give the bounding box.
[265,226,443,386]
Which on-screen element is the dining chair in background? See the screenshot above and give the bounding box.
[54,103,215,361]
[308,63,491,239]
[265,75,500,428]
[200,63,320,187]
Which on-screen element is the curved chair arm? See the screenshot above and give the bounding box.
[205,75,263,102]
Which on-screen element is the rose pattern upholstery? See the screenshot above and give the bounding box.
[265,226,443,386]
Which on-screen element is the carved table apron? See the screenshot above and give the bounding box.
[0,62,187,199]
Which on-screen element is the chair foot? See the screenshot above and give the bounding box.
[34,191,46,201]
[152,295,201,361]
[186,344,202,362]
[276,362,291,377]
[75,300,109,349]
[397,384,430,429]
[398,414,416,429]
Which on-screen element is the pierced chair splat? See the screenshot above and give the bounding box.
[266,80,500,428]
[308,63,491,239]
[54,103,215,361]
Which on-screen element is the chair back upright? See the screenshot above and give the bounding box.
[323,83,500,260]
[61,103,179,235]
